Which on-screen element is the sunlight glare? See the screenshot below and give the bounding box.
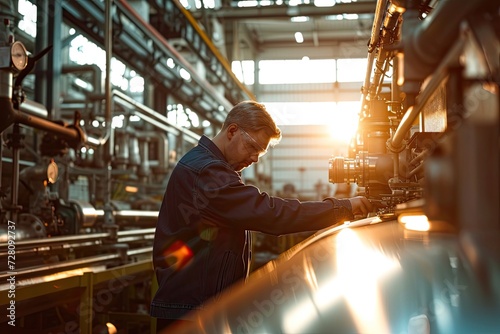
[283,276,341,333]
[398,214,430,231]
[336,228,401,334]
[327,103,360,143]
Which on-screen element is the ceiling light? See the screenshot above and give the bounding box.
[314,0,336,7]
[237,1,258,7]
[295,32,304,44]
[344,13,359,20]
[291,16,310,23]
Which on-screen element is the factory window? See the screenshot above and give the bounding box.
[180,0,216,9]
[167,104,200,128]
[336,58,368,82]
[69,34,144,94]
[17,0,37,37]
[264,101,360,143]
[232,60,255,85]
[129,75,145,93]
[233,58,372,85]
[259,59,336,84]
[195,0,215,8]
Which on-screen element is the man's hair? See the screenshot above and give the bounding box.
[222,100,282,146]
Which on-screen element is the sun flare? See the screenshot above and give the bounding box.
[327,103,360,144]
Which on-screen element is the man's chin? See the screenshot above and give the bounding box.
[235,163,250,172]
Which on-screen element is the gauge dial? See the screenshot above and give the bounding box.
[47,160,59,184]
[11,41,28,71]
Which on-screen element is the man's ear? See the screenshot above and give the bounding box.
[227,124,238,140]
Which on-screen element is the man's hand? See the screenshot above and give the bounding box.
[348,196,373,217]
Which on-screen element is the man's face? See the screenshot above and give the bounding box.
[227,127,269,172]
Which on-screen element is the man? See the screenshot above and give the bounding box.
[151,101,372,332]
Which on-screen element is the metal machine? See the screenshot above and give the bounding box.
[168,0,500,333]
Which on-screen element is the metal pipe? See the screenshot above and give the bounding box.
[0,240,105,257]
[0,131,2,204]
[410,149,429,166]
[393,152,399,180]
[360,0,388,109]
[127,246,153,257]
[102,0,115,230]
[9,124,20,222]
[117,228,155,236]
[19,99,48,118]
[114,210,158,218]
[408,161,424,178]
[136,131,169,171]
[206,1,376,19]
[0,233,109,248]
[114,0,235,112]
[62,64,103,94]
[389,37,465,150]
[391,56,401,181]
[411,0,488,71]
[0,253,121,280]
[0,246,152,280]
[112,90,200,144]
[104,0,112,147]
[171,0,255,102]
[0,96,87,143]
[0,228,155,249]
[0,70,11,199]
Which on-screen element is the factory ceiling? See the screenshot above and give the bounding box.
[187,0,377,60]
[7,0,381,134]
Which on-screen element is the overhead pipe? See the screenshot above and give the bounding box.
[114,0,235,113]
[205,1,376,19]
[360,0,388,115]
[406,0,489,80]
[171,0,256,100]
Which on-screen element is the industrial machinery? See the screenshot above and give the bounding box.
[166,0,500,333]
[328,0,499,224]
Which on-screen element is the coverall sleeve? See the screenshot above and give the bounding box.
[195,161,354,235]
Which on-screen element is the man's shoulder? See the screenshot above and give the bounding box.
[178,145,225,172]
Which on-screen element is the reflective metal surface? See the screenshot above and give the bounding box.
[169,217,500,333]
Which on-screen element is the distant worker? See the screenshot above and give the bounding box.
[150,100,373,332]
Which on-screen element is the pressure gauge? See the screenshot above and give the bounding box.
[47,159,59,184]
[11,41,28,71]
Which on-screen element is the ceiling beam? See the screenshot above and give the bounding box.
[193,2,377,20]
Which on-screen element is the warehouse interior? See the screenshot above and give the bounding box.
[0,0,499,333]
